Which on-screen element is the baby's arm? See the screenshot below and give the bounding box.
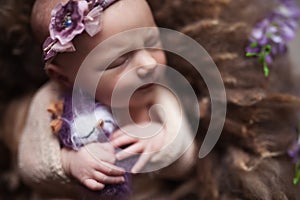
[18,82,125,198]
[18,82,79,198]
[111,86,197,177]
[148,86,197,178]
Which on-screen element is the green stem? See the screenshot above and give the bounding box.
[263,62,269,77]
[260,45,272,77]
[293,161,300,185]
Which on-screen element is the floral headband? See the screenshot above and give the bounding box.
[42,0,119,62]
[246,0,300,77]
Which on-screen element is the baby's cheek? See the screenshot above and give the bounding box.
[95,90,109,105]
[156,51,167,65]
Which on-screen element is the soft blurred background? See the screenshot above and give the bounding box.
[0,0,47,199]
[289,25,300,75]
[289,0,300,75]
[0,0,299,199]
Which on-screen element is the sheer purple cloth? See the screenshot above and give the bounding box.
[57,91,135,200]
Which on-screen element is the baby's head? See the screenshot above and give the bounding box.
[31,0,166,107]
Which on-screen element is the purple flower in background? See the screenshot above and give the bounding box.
[276,0,300,19]
[246,0,300,77]
[49,0,88,45]
[288,131,300,185]
[288,137,300,163]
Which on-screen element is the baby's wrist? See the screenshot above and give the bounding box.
[60,147,72,176]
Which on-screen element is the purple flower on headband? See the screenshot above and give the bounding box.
[42,0,119,61]
[43,37,76,61]
[43,37,58,61]
[84,6,103,37]
[49,0,89,45]
[246,0,300,77]
[288,129,300,185]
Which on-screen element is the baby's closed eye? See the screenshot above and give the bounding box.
[106,52,132,69]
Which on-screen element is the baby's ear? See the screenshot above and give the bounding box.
[45,62,72,88]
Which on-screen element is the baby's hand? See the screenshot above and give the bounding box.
[61,142,126,191]
[110,123,168,173]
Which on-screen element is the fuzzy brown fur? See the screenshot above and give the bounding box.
[0,0,47,161]
[0,0,47,106]
[0,0,46,198]
[1,0,300,199]
[0,0,47,159]
[148,0,300,199]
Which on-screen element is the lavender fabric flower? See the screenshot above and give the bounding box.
[246,0,300,76]
[49,0,88,45]
[84,6,103,37]
[43,37,58,61]
[43,36,76,61]
[42,0,119,61]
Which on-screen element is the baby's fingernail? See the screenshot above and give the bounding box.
[111,141,118,147]
[116,166,125,173]
[116,153,122,160]
[121,177,125,182]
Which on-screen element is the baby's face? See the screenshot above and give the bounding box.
[53,0,166,107]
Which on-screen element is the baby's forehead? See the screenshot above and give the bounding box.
[73,3,157,54]
[31,0,66,44]
[77,26,160,57]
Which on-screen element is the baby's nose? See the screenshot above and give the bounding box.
[135,50,157,78]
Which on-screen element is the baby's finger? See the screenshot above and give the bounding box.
[110,129,124,140]
[100,142,116,153]
[83,179,105,191]
[93,171,125,185]
[83,143,116,163]
[89,151,116,164]
[116,143,144,160]
[95,160,126,176]
[111,134,138,148]
[131,153,151,174]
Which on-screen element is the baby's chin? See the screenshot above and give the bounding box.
[136,87,157,102]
